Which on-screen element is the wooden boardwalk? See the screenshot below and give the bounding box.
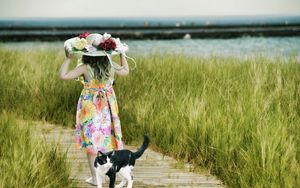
[37,122,224,188]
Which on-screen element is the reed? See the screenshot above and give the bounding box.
[0,48,299,187]
[0,110,75,187]
[116,54,300,187]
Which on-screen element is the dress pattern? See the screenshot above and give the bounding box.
[75,78,124,154]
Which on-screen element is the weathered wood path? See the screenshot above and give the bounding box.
[37,122,224,188]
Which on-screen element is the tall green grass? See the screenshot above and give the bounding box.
[0,48,81,125]
[0,48,299,187]
[0,110,75,187]
[116,55,300,187]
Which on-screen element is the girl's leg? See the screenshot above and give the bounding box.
[86,152,97,185]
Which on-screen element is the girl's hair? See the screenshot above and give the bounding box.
[81,55,111,81]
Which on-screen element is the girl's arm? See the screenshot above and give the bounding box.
[58,47,87,80]
[58,58,87,80]
[114,53,129,76]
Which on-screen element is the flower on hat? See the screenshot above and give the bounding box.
[99,38,116,52]
[69,32,129,54]
[86,33,103,46]
[79,32,91,39]
[73,37,88,50]
[85,44,97,52]
[103,32,111,40]
[114,38,128,53]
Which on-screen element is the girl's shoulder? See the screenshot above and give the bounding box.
[76,61,91,70]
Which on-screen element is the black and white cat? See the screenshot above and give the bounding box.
[94,134,149,188]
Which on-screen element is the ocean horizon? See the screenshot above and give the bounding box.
[1,15,300,27]
[1,36,299,61]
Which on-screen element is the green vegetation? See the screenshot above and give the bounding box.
[0,48,299,187]
[0,111,75,187]
[0,48,80,125]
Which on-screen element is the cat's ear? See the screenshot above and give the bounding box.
[97,150,104,157]
[112,150,115,156]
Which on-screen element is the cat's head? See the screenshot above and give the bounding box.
[94,150,115,169]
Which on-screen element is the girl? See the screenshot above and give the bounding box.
[59,45,129,186]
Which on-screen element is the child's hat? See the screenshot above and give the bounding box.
[64,32,136,70]
[64,32,129,57]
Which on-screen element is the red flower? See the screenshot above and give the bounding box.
[79,32,90,39]
[99,38,116,51]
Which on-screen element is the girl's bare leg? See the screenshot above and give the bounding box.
[86,152,97,185]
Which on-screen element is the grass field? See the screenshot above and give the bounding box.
[0,111,75,187]
[0,48,299,187]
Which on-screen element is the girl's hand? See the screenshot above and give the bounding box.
[64,46,73,59]
[119,52,124,58]
[115,52,129,76]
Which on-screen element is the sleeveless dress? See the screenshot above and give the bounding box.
[75,65,124,154]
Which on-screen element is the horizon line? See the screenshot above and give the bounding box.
[1,14,300,20]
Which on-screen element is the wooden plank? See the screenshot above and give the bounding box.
[35,122,225,188]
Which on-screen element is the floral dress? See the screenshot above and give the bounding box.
[75,66,124,154]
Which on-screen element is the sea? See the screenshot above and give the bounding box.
[1,15,300,27]
[0,15,300,60]
[1,37,299,60]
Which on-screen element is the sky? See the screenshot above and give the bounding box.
[1,0,300,18]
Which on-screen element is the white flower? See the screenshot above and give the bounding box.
[114,38,122,48]
[72,37,88,50]
[122,43,129,52]
[86,33,104,46]
[103,32,111,40]
[114,38,129,53]
[85,44,97,52]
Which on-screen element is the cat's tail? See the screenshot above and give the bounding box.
[133,134,150,159]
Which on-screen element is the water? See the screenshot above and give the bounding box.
[1,37,299,60]
[1,16,299,59]
[1,15,300,27]
[129,37,300,60]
